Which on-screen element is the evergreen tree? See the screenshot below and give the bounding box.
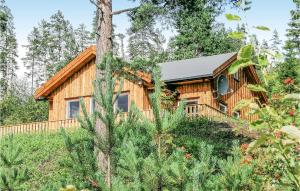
[22,27,43,93]
[74,24,94,52]
[169,0,241,59]
[47,10,78,75]
[0,135,29,190]
[277,0,300,92]
[0,0,17,97]
[270,30,282,53]
[285,0,300,58]
[127,25,165,60]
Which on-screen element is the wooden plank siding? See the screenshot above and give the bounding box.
[48,59,148,121]
[210,68,260,121]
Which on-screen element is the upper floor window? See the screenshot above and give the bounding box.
[219,103,228,114]
[233,110,240,119]
[67,99,80,119]
[233,71,240,81]
[115,93,129,112]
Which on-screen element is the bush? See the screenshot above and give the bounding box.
[0,129,89,191]
[173,117,251,159]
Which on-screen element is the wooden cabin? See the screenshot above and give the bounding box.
[34,45,267,121]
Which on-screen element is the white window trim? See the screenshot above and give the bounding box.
[219,103,228,113]
[114,92,129,112]
[66,99,80,119]
[233,71,240,81]
[181,98,199,106]
[90,97,95,114]
[233,111,240,119]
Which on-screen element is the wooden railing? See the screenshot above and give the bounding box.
[0,104,228,137]
[185,104,228,120]
[0,119,79,137]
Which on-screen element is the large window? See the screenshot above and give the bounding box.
[67,100,80,119]
[183,99,199,115]
[115,93,129,112]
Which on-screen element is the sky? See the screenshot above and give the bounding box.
[4,0,295,77]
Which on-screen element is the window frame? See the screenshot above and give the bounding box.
[66,99,80,119]
[90,97,95,114]
[115,93,129,113]
[219,103,228,114]
[233,110,240,119]
[233,70,240,81]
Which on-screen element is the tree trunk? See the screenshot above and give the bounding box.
[95,0,113,187]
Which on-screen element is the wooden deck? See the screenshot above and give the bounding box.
[0,104,228,137]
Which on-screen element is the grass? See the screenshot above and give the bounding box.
[0,128,89,191]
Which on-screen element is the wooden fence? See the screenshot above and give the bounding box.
[0,119,79,137]
[0,104,227,137]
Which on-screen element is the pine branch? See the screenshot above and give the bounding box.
[111,7,139,15]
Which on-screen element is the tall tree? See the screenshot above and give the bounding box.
[22,27,43,93]
[277,0,300,92]
[270,29,282,53]
[74,24,94,52]
[0,0,17,98]
[47,10,78,75]
[170,0,241,59]
[284,0,300,58]
[127,25,165,60]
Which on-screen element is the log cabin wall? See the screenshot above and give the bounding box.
[175,81,213,105]
[210,68,259,121]
[48,59,147,121]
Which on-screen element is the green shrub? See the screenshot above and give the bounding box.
[0,129,89,191]
[173,117,250,159]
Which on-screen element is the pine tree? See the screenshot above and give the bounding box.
[285,0,300,58]
[0,0,17,97]
[22,27,43,93]
[0,135,29,190]
[47,10,78,75]
[277,0,300,92]
[270,30,282,53]
[128,26,165,60]
[74,24,94,52]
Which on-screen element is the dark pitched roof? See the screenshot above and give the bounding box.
[159,52,236,82]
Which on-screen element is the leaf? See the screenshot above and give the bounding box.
[281,126,300,142]
[258,55,269,67]
[228,60,255,74]
[238,45,254,60]
[254,26,270,31]
[225,14,241,21]
[247,84,267,92]
[247,135,268,152]
[233,99,253,111]
[284,94,300,100]
[228,32,245,39]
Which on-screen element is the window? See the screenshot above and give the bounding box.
[233,71,240,81]
[183,99,198,115]
[115,93,129,112]
[233,111,240,119]
[219,103,227,114]
[90,97,95,113]
[67,100,80,119]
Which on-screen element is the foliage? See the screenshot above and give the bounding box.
[0,135,29,191]
[0,129,90,191]
[0,0,18,98]
[0,93,48,126]
[226,4,300,189]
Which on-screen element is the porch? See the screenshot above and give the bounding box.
[0,104,228,137]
